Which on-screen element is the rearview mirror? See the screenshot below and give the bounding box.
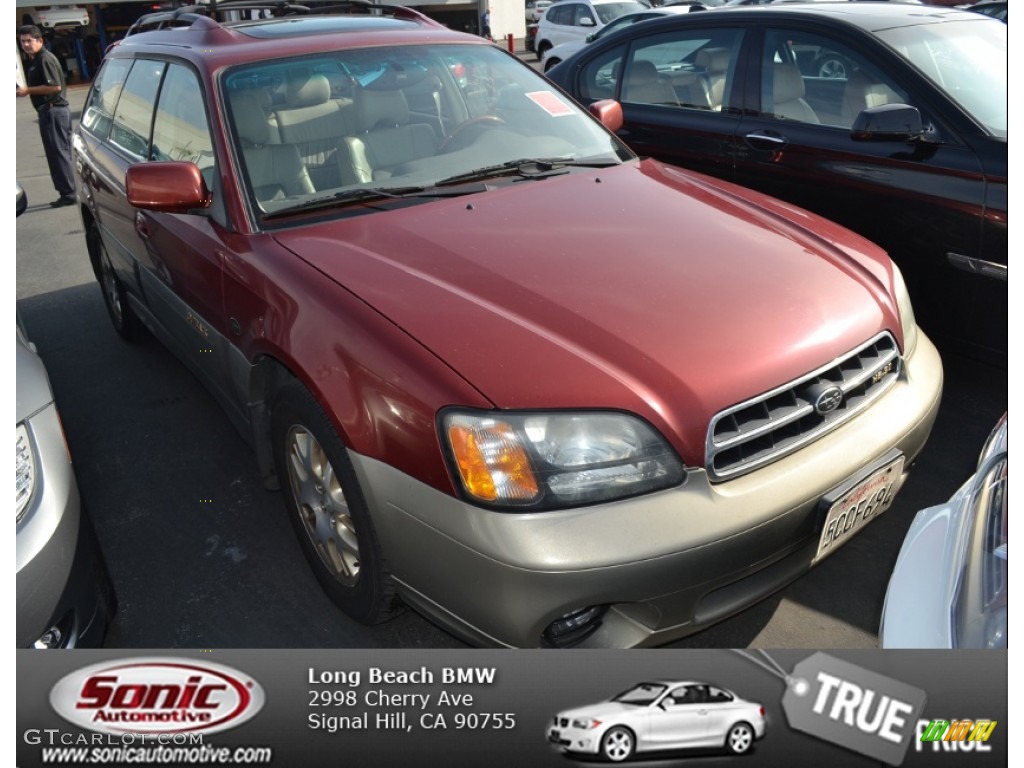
[851,103,924,142]
[589,99,623,133]
[126,162,211,213]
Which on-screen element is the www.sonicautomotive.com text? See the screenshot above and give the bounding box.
[25,731,271,765]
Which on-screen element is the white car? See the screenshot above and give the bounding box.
[880,413,1008,649]
[28,5,90,31]
[535,0,649,61]
[542,6,693,72]
[527,0,554,22]
[547,681,766,761]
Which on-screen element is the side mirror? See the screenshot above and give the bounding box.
[126,162,211,213]
[851,103,924,142]
[589,99,623,133]
[580,16,596,27]
[16,182,27,217]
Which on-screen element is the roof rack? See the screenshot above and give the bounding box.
[124,2,438,38]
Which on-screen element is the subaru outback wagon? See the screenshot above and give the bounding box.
[73,1,941,648]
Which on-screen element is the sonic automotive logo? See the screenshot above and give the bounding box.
[50,658,265,735]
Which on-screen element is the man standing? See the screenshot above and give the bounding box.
[480,7,492,40]
[16,25,76,208]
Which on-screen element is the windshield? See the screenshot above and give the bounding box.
[223,44,633,219]
[596,2,649,24]
[612,683,667,705]
[876,19,1006,138]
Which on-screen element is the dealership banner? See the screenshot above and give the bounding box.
[16,649,1005,767]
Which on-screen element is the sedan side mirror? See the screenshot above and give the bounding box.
[126,162,211,213]
[589,99,623,133]
[16,182,27,217]
[580,16,596,27]
[851,103,924,142]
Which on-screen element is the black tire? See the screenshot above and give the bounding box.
[537,41,552,62]
[725,722,755,755]
[599,726,635,762]
[544,58,561,73]
[88,223,145,342]
[270,381,402,625]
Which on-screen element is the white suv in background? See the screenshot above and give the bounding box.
[535,0,648,60]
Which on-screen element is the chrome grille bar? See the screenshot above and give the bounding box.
[706,333,902,481]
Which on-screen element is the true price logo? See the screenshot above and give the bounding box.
[782,653,927,766]
[50,659,265,736]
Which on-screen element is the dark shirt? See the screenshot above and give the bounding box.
[23,48,68,111]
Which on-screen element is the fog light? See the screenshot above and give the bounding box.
[543,605,607,647]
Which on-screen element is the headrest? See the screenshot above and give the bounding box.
[286,74,331,108]
[696,47,730,75]
[230,89,271,146]
[773,64,806,103]
[356,89,410,132]
[627,60,659,86]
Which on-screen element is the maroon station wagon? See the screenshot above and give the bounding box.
[73,3,942,648]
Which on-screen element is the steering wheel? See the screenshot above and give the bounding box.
[439,115,506,153]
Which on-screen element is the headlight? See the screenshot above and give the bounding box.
[441,410,685,510]
[16,424,35,521]
[891,265,918,357]
[572,718,602,730]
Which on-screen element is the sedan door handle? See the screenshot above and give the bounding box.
[134,211,152,240]
[744,131,789,150]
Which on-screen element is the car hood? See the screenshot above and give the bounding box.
[16,328,54,424]
[557,701,648,722]
[272,160,900,464]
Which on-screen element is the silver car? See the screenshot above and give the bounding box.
[548,681,766,761]
[880,413,1007,648]
[16,183,115,648]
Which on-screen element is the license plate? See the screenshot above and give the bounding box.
[814,455,905,564]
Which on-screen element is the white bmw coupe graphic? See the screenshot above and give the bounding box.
[547,681,766,761]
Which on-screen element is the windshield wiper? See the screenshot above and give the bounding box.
[431,157,620,188]
[261,182,498,219]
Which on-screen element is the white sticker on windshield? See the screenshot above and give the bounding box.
[526,91,574,117]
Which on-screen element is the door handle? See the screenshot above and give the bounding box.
[744,131,789,150]
[134,211,151,240]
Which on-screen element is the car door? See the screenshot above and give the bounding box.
[569,23,747,180]
[127,62,252,424]
[732,24,999,356]
[643,685,710,750]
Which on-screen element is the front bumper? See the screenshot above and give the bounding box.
[353,333,943,648]
[16,404,114,649]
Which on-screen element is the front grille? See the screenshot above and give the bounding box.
[706,333,901,481]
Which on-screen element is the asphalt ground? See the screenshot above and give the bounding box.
[13,82,1008,650]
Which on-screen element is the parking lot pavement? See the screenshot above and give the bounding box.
[15,82,1007,650]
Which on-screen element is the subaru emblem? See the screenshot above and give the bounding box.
[814,386,844,415]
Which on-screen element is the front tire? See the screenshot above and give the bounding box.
[89,223,144,341]
[271,381,401,624]
[725,722,755,755]
[600,726,635,762]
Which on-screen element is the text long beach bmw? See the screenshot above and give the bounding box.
[73,2,942,648]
